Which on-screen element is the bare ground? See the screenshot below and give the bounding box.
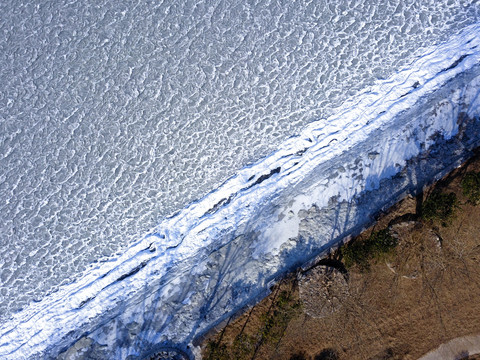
[200,153,480,360]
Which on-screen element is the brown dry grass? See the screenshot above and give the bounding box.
[201,154,480,360]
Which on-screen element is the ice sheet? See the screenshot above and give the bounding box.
[1,21,479,360]
[1,0,479,323]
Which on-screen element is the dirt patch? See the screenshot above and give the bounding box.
[200,152,480,360]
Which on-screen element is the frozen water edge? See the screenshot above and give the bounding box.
[1,23,480,360]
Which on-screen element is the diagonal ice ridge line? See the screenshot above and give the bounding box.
[1,22,480,359]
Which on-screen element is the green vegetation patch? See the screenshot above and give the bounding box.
[205,340,229,360]
[259,290,302,345]
[231,334,256,360]
[342,229,397,271]
[205,288,302,360]
[422,190,458,226]
[461,171,480,205]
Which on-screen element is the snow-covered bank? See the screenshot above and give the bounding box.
[1,23,480,360]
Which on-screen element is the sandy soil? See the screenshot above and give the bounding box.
[201,152,480,360]
[419,334,480,360]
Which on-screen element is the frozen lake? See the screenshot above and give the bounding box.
[0,1,479,357]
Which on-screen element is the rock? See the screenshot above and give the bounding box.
[298,265,348,319]
[144,347,190,360]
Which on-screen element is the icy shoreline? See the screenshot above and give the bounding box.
[1,23,480,360]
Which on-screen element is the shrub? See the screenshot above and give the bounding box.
[315,348,339,360]
[260,290,302,345]
[290,352,308,360]
[205,340,228,360]
[342,229,397,271]
[206,289,302,359]
[231,334,256,360]
[461,171,480,205]
[422,190,458,226]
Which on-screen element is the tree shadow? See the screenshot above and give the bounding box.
[57,111,480,359]
[314,348,339,360]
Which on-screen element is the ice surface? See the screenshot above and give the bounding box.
[0,20,479,359]
[0,0,479,323]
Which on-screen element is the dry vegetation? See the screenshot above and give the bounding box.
[201,152,480,360]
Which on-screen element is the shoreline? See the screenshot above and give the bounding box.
[199,150,480,360]
[200,148,480,360]
[2,24,480,360]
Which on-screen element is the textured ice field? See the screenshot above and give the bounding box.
[1,20,479,360]
[1,0,479,324]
